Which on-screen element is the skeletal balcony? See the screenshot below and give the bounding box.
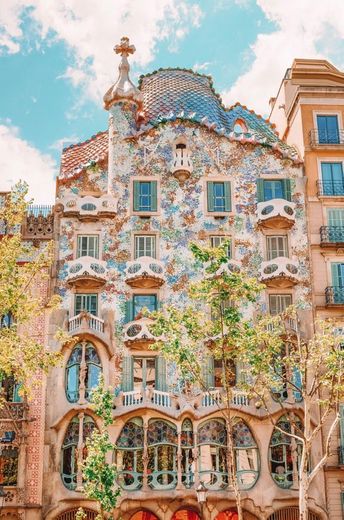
[124,256,165,288]
[260,257,299,288]
[58,194,118,220]
[257,199,296,229]
[123,317,160,348]
[65,256,107,288]
[171,142,193,183]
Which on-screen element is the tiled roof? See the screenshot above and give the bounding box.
[60,68,300,179]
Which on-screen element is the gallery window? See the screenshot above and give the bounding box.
[207,182,231,212]
[65,342,101,403]
[116,417,144,490]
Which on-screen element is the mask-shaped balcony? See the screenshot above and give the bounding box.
[65,256,107,288]
[257,199,296,229]
[59,194,118,220]
[260,257,299,288]
[124,256,165,289]
[123,317,160,348]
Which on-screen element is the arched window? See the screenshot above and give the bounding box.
[65,342,101,403]
[181,419,194,488]
[233,119,248,134]
[61,414,95,490]
[147,419,178,489]
[172,511,200,520]
[269,415,302,488]
[198,419,228,490]
[232,418,259,489]
[116,417,144,490]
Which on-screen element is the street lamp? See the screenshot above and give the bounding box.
[196,481,208,519]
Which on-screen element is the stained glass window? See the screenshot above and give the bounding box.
[65,342,101,403]
[116,418,144,490]
[181,419,194,488]
[61,415,95,490]
[198,419,227,446]
[147,419,178,490]
[147,419,178,446]
[269,415,302,489]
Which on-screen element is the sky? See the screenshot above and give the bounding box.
[0,0,344,203]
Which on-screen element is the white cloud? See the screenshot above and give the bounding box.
[0,124,57,203]
[0,1,203,104]
[221,0,344,114]
[49,135,79,152]
[193,61,211,72]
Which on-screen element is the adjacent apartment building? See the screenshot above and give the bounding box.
[0,45,342,519]
[270,58,344,520]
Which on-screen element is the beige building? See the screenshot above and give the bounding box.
[270,58,344,520]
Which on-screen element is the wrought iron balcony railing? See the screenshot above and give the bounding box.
[325,286,344,305]
[310,129,344,147]
[317,180,344,196]
[320,226,344,244]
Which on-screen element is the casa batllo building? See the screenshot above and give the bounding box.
[0,40,337,520]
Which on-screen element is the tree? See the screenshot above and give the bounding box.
[0,183,60,398]
[82,377,120,520]
[245,311,344,520]
[150,242,273,520]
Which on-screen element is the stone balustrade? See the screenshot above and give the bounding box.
[124,256,165,288]
[257,199,296,229]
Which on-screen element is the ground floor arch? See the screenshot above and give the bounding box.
[267,507,321,520]
[215,509,259,520]
[172,510,200,520]
[56,508,97,520]
[130,511,159,520]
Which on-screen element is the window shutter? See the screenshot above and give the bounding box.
[224,181,232,212]
[133,181,140,211]
[283,179,292,201]
[150,181,158,212]
[121,356,134,392]
[202,355,215,389]
[125,299,134,323]
[207,182,214,212]
[256,179,264,202]
[155,355,167,391]
[292,367,302,402]
[331,263,340,287]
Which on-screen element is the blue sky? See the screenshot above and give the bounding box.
[0,0,344,202]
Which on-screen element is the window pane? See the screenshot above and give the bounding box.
[317,115,339,144]
[77,235,99,258]
[321,162,344,195]
[263,180,284,201]
[133,295,157,316]
[75,294,98,315]
[213,182,225,211]
[267,236,288,260]
[210,236,231,257]
[135,235,156,258]
[139,182,152,211]
[269,295,292,314]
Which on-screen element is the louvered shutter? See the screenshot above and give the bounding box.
[155,355,167,391]
[202,355,215,389]
[256,179,265,202]
[224,181,231,212]
[283,179,292,201]
[339,405,344,464]
[121,356,134,392]
[125,299,134,323]
[133,181,140,211]
[150,181,158,212]
[207,182,214,212]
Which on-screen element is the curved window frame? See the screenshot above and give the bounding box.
[181,418,194,488]
[116,417,144,491]
[65,342,101,403]
[147,419,178,490]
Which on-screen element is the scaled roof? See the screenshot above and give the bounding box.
[60,69,300,180]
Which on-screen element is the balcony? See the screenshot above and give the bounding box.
[257,199,296,229]
[317,181,344,197]
[320,226,344,246]
[325,286,344,306]
[201,388,249,408]
[171,146,193,183]
[59,194,118,220]
[65,256,107,288]
[0,402,27,421]
[67,312,110,344]
[266,317,298,335]
[124,256,165,288]
[309,129,344,148]
[260,257,299,288]
[123,317,160,348]
[119,388,173,409]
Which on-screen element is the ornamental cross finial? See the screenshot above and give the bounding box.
[114,36,136,58]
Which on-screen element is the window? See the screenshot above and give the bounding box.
[134,235,156,259]
[147,419,178,489]
[0,447,18,485]
[330,263,344,303]
[210,236,231,258]
[0,376,22,402]
[125,295,157,322]
[321,162,344,195]
[61,415,95,490]
[257,179,291,202]
[207,181,231,213]
[181,419,194,488]
[214,359,236,388]
[269,415,302,489]
[77,235,99,258]
[133,181,157,212]
[317,115,339,144]
[75,294,98,316]
[65,342,101,403]
[266,236,288,260]
[116,417,144,490]
[0,312,13,328]
[269,294,292,315]
[133,357,156,388]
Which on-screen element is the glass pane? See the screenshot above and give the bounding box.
[269,295,292,314]
[328,208,344,227]
[86,365,101,395]
[267,236,288,260]
[66,365,79,402]
[135,235,156,258]
[139,182,152,211]
[210,236,231,257]
[133,295,157,315]
[213,183,225,211]
[317,115,339,144]
[263,180,284,201]
[133,358,143,385]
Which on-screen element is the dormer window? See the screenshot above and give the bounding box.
[171,139,192,184]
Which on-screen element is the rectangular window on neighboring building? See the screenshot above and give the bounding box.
[133,181,157,212]
[257,179,291,202]
[317,115,339,144]
[77,235,99,258]
[321,162,344,195]
[266,236,288,260]
[75,294,98,316]
[207,181,231,212]
[209,235,232,257]
[269,294,292,315]
[134,235,156,259]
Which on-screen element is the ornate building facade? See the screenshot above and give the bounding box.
[1,43,342,520]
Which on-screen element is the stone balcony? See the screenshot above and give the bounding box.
[124,256,165,288]
[257,199,296,229]
[65,256,107,288]
[260,257,299,288]
[171,147,193,183]
[123,317,160,348]
[67,311,112,345]
[58,194,118,220]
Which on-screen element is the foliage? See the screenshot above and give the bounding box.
[82,377,120,519]
[0,183,61,397]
